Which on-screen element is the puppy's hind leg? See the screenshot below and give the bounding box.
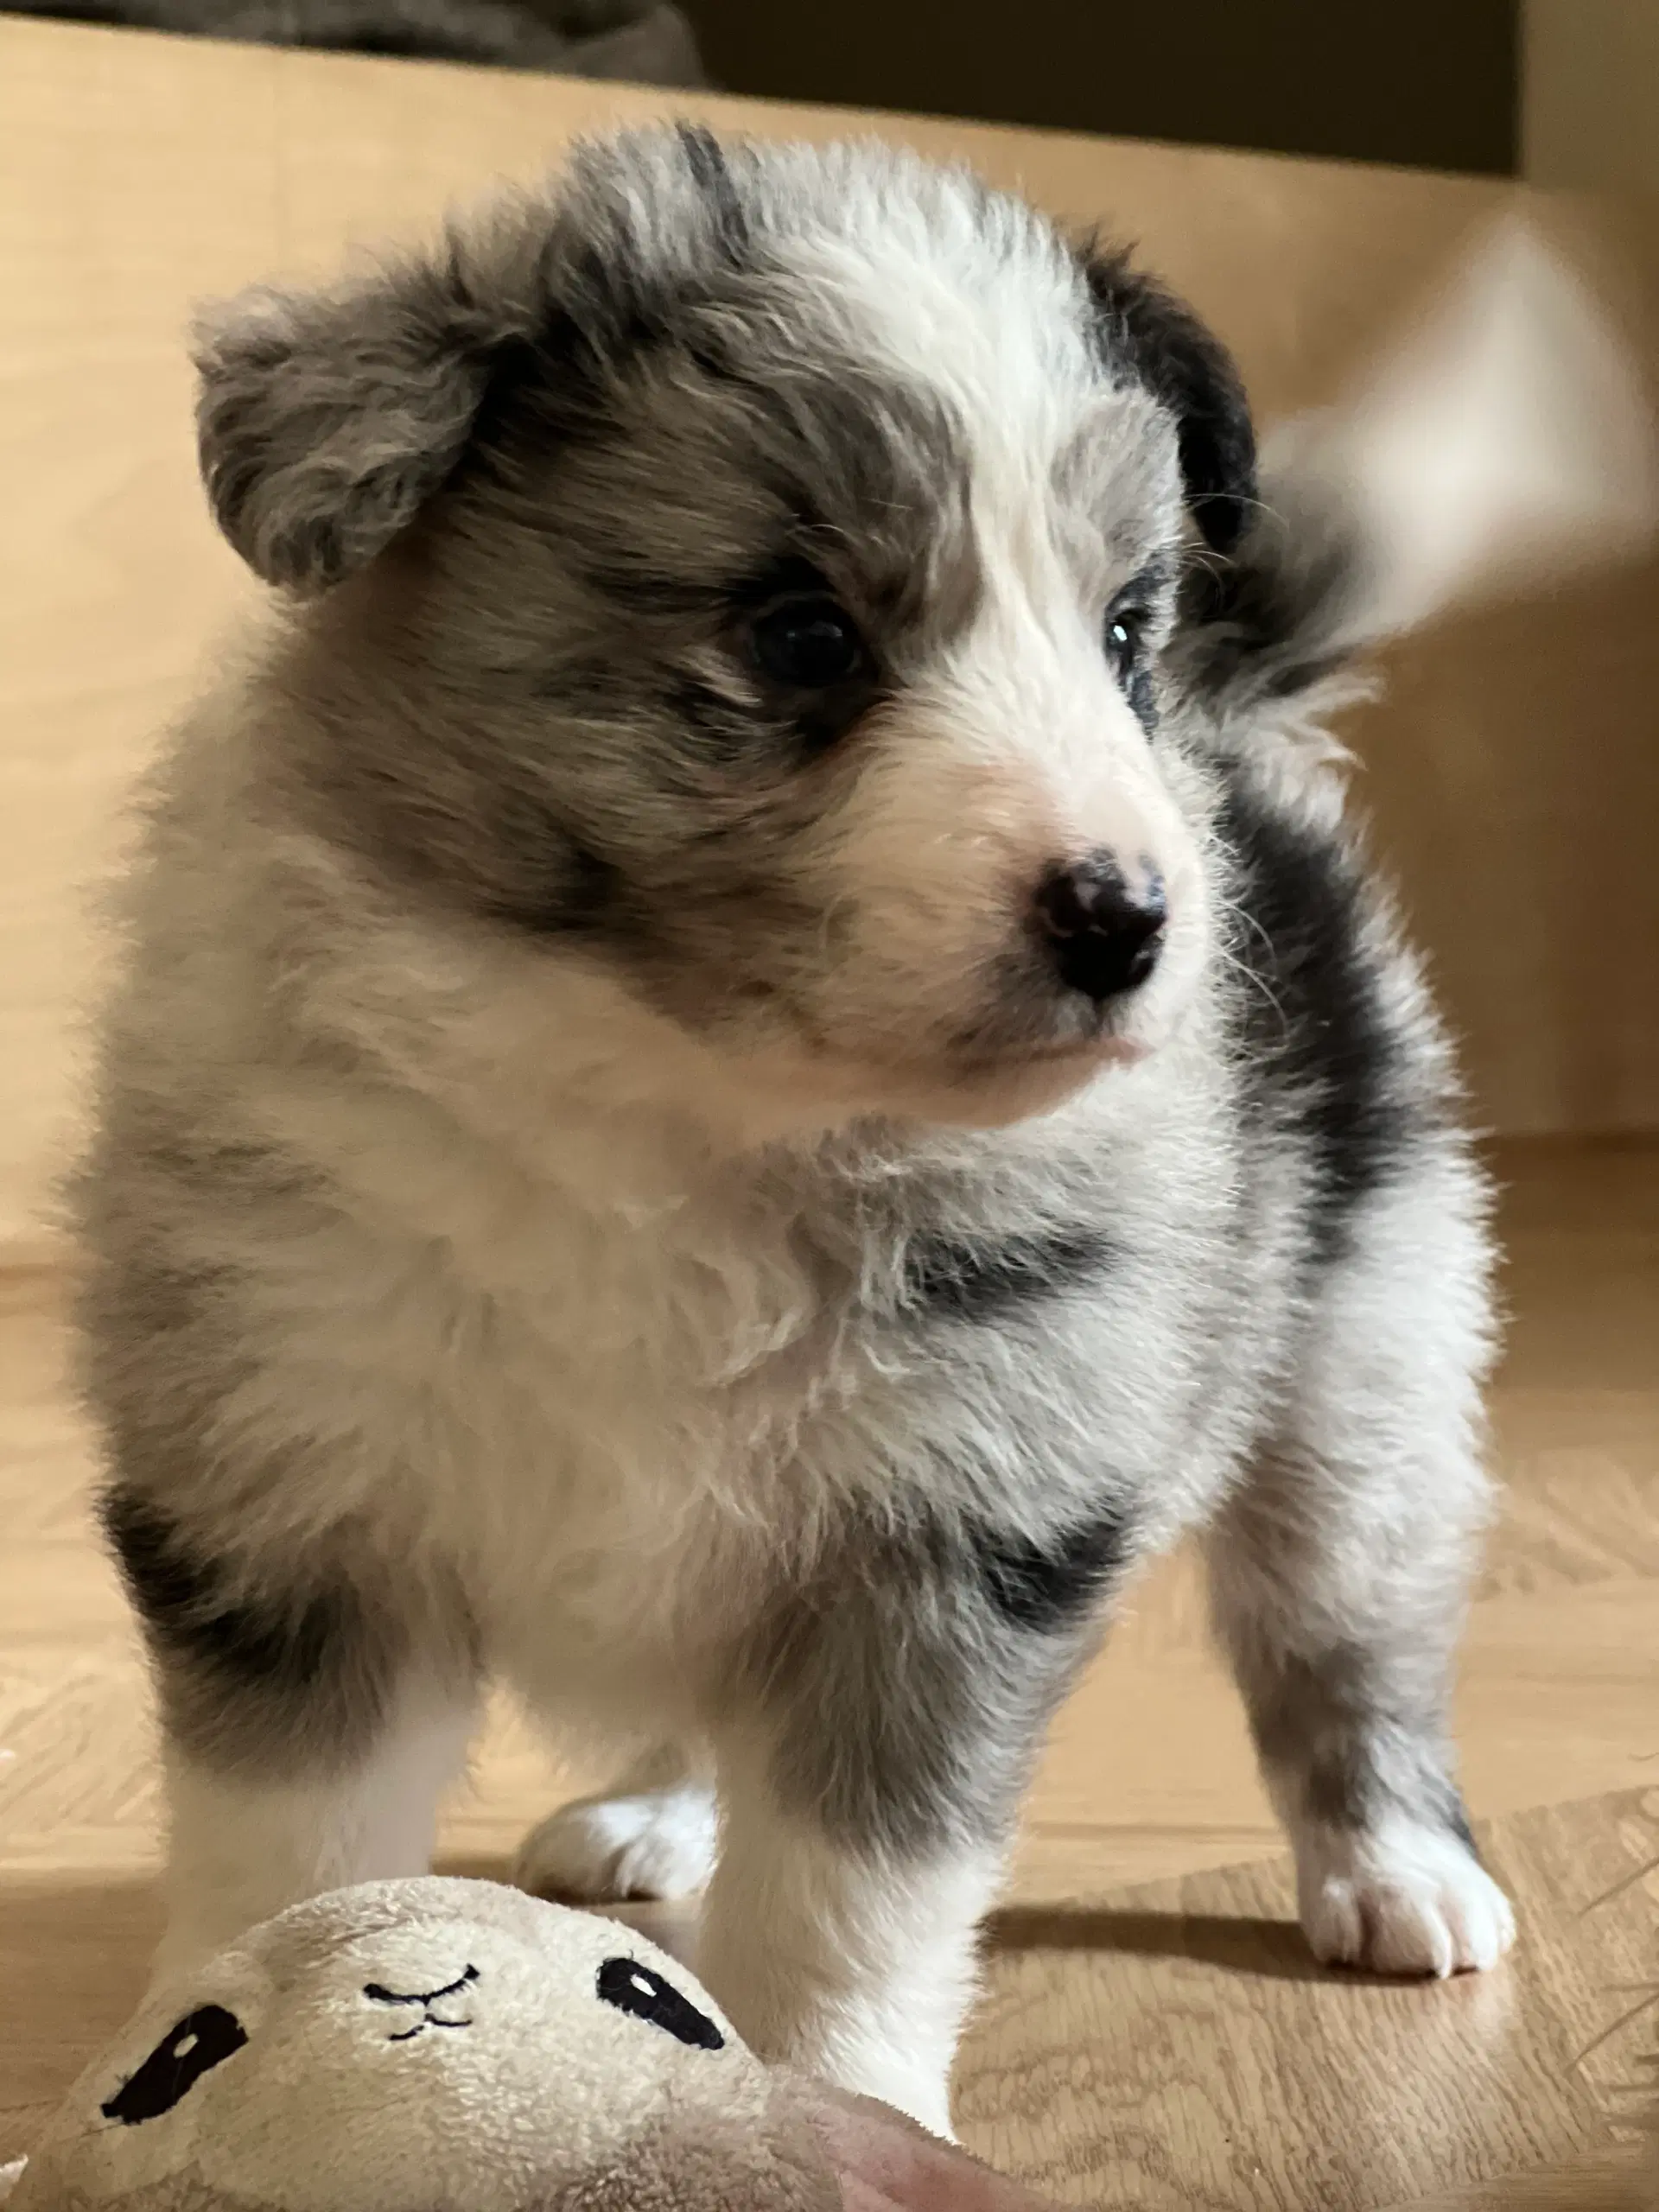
[105,1484,477,1983]
[514,1742,718,1904]
[1209,1160,1515,1979]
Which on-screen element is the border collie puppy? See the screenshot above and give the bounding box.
[77,127,1552,2135]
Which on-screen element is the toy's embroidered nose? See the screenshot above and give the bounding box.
[383,2014,471,2042]
[362,1964,479,2008]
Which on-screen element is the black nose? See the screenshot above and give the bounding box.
[1034,855,1166,1003]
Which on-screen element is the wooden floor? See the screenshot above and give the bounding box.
[1,1138,1655,2208]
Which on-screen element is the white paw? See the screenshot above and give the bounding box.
[1296,1817,1516,1978]
[513,1785,717,1904]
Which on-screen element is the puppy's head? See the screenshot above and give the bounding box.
[198,129,1252,1131]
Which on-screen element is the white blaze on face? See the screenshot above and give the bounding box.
[810,579,1203,1059]
[784,228,1207,1082]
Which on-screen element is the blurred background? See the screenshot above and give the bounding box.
[695,1,1527,175]
[8,0,1659,189]
[692,0,1658,191]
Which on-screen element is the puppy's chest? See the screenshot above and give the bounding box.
[399,1168,1214,1537]
[413,1172,855,1516]
[348,1092,1271,1582]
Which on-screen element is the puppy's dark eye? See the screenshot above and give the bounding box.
[749,596,867,690]
[1103,601,1148,683]
[597,1956,725,2050]
[100,2005,248,2125]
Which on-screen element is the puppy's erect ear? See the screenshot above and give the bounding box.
[192,238,529,593]
[1081,247,1257,558]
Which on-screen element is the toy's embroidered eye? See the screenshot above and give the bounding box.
[596,1957,724,2050]
[101,2005,248,2124]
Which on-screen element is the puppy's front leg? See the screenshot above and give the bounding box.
[156,1686,475,1983]
[696,1511,1086,2139]
[698,1743,1001,2141]
[104,1483,477,1983]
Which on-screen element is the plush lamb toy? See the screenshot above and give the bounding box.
[0,1879,1058,2212]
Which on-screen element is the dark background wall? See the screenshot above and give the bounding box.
[684,0,1521,175]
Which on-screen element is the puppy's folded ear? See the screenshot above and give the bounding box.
[192,125,753,594]
[191,238,529,593]
[1081,247,1257,557]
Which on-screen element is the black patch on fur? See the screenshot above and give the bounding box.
[968,1509,1131,1632]
[552,837,626,928]
[675,124,749,264]
[1079,246,1256,556]
[99,1485,410,1772]
[569,550,840,626]
[103,1486,356,1695]
[903,1226,1115,1324]
[743,1494,1117,1859]
[101,2007,249,2125]
[1216,764,1418,1263]
[597,1957,724,2050]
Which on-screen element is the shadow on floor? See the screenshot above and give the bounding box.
[441,1853,1338,1985]
[982,1904,1338,1983]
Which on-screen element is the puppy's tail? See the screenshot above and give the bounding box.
[1186,219,1659,717]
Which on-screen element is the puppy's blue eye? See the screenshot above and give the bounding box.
[749,596,867,690]
[1103,603,1147,681]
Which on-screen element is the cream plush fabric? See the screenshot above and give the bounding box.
[2,1879,835,2212]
